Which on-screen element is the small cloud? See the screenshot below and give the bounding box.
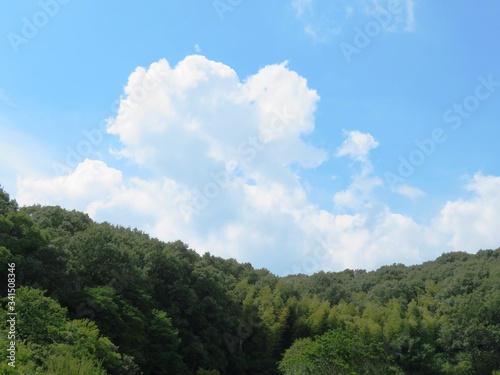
[292,0,313,17]
[194,44,201,53]
[333,130,383,211]
[365,0,416,33]
[292,1,346,42]
[405,0,416,31]
[304,24,318,38]
[394,184,425,199]
[336,130,379,162]
[303,24,339,42]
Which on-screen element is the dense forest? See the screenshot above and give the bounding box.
[0,186,499,374]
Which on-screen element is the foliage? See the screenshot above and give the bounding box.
[279,327,401,374]
[0,186,499,374]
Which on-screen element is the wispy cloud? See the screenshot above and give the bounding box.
[405,0,416,31]
[333,130,383,212]
[394,184,425,199]
[365,0,417,33]
[293,0,417,42]
[291,0,348,42]
[292,0,313,17]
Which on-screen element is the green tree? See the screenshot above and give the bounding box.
[279,327,400,374]
[15,286,68,344]
[145,309,187,374]
[0,186,18,215]
[278,337,319,374]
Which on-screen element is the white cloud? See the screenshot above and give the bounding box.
[336,130,379,162]
[107,56,325,189]
[17,159,199,242]
[394,184,425,199]
[14,56,500,276]
[17,159,122,210]
[436,173,500,251]
[333,173,383,210]
[333,130,382,212]
[17,56,332,272]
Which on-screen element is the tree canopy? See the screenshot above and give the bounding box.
[0,186,499,374]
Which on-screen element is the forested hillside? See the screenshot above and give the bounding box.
[1,186,499,374]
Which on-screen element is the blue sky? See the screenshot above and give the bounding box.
[1,0,500,275]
